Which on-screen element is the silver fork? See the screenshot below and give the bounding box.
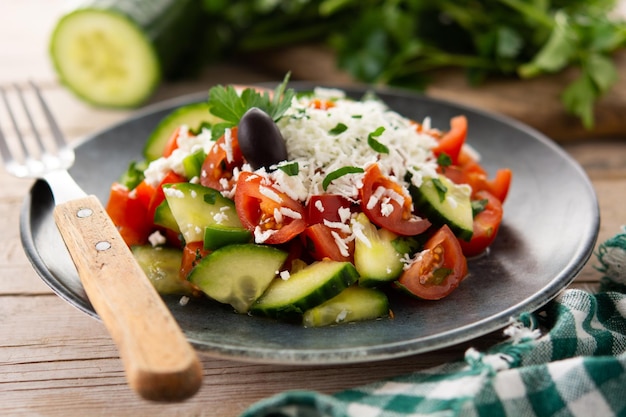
[0,82,201,402]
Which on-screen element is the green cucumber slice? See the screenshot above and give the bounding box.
[132,245,194,296]
[49,0,202,108]
[203,225,252,250]
[411,175,474,241]
[188,244,288,313]
[163,183,243,242]
[153,200,180,233]
[144,102,221,161]
[353,213,404,287]
[302,286,389,327]
[250,260,360,322]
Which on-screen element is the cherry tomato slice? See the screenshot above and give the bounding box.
[301,223,353,262]
[200,127,244,192]
[395,225,468,300]
[433,115,467,165]
[180,241,210,280]
[106,183,153,246]
[306,194,354,226]
[359,164,431,236]
[459,190,504,257]
[235,171,307,245]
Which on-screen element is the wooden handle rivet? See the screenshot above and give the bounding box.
[76,208,93,218]
[95,241,112,251]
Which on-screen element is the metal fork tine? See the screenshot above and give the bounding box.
[0,87,13,167]
[30,81,69,152]
[0,85,32,165]
[14,83,48,161]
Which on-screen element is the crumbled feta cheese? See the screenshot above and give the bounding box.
[148,230,167,247]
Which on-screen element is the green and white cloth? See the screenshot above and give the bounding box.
[241,228,626,417]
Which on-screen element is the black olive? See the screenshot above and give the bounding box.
[237,107,288,170]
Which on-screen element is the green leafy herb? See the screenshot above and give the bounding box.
[207,72,295,137]
[432,177,448,203]
[471,198,489,217]
[367,126,389,154]
[204,190,218,205]
[278,161,300,176]
[329,122,348,135]
[119,160,147,190]
[437,153,452,168]
[322,166,364,191]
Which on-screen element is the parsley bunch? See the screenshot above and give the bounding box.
[199,0,626,128]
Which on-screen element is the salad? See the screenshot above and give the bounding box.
[106,77,512,327]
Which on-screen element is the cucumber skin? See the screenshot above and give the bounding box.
[132,245,196,296]
[250,261,360,322]
[410,177,474,242]
[302,286,389,327]
[50,0,203,107]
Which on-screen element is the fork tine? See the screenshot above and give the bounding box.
[14,82,49,160]
[29,81,69,152]
[0,85,31,165]
[0,87,13,167]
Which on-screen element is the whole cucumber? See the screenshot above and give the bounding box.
[49,0,202,108]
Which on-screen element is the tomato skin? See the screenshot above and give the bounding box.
[301,223,353,262]
[306,194,354,226]
[180,241,210,280]
[459,190,504,257]
[162,126,182,158]
[433,116,467,165]
[395,225,468,300]
[359,164,431,236]
[234,171,307,245]
[106,183,153,246]
[200,127,244,192]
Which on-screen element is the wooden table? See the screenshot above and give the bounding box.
[1,2,625,416]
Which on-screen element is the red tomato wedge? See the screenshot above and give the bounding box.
[180,241,210,280]
[433,115,467,165]
[200,127,244,192]
[459,190,504,257]
[395,225,468,300]
[105,183,153,246]
[235,171,307,244]
[301,223,353,262]
[359,164,431,236]
[306,194,354,225]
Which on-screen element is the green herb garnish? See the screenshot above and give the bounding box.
[278,162,300,176]
[322,166,364,191]
[471,198,489,217]
[329,123,348,135]
[432,177,448,203]
[367,126,389,154]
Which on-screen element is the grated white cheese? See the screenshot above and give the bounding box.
[148,230,167,247]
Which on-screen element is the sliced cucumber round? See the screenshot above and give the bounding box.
[250,260,360,322]
[302,286,389,327]
[188,244,288,313]
[50,9,161,108]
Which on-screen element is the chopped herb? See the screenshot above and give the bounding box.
[437,153,452,168]
[204,190,218,205]
[471,198,489,217]
[432,177,448,203]
[367,126,389,154]
[329,122,348,135]
[351,114,362,119]
[322,166,364,191]
[278,161,300,176]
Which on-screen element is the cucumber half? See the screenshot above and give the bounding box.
[49,9,161,108]
[302,286,389,327]
[188,244,288,313]
[250,260,360,322]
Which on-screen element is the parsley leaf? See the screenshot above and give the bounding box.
[277,161,300,176]
[322,166,364,191]
[329,123,348,135]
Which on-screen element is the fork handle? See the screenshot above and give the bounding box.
[53,195,202,402]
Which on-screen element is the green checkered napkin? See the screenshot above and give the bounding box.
[241,228,626,417]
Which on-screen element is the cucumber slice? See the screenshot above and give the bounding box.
[188,244,288,313]
[132,245,195,296]
[49,0,201,108]
[144,102,221,161]
[203,225,252,251]
[250,260,360,322]
[411,175,474,241]
[153,200,179,233]
[353,213,404,287]
[303,286,389,327]
[163,183,243,242]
